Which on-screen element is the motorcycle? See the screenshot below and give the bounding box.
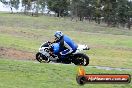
[36,41,90,66]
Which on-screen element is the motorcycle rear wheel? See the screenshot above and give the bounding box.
[73,53,89,66]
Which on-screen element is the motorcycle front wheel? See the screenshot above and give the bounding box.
[36,52,50,63]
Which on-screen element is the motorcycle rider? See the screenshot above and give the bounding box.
[52,31,78,62]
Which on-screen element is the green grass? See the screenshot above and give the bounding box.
[0,13,132,36]
[0,59,131,88]
[0,33,40,52]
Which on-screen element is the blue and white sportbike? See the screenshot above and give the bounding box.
[36,41,90,66]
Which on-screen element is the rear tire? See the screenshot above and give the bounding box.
[36,52,50,63]
[73,53,89,66]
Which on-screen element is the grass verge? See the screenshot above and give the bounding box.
[0,59,132,88]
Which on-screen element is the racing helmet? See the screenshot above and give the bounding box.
[54,31,63,40]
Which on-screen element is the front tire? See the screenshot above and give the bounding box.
[73,53,89,66]
[36,52,50,63]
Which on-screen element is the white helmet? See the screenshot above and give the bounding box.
[54,31,63,40]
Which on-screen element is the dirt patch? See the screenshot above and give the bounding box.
[0,47,35,60]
